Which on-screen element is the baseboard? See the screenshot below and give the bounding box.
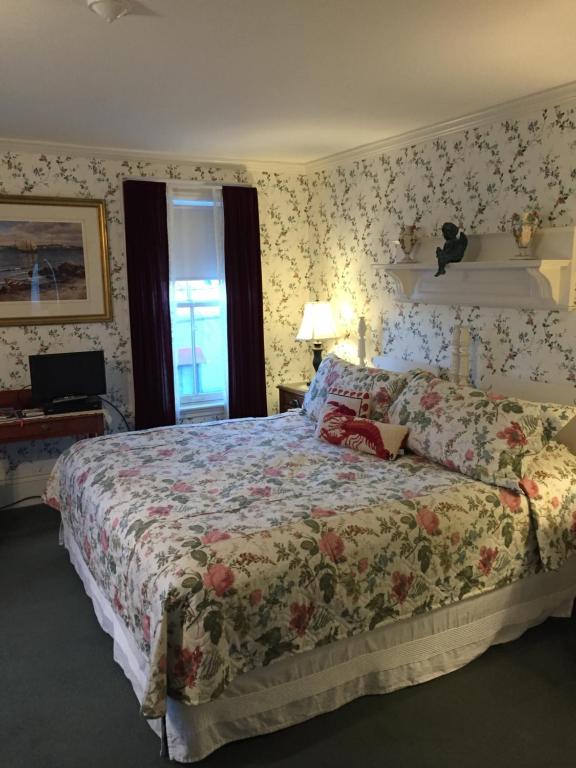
[0,473,50,509]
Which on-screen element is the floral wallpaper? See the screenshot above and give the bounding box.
[0,153,313,488]
[308,104,576,390]
[3,100,576,494]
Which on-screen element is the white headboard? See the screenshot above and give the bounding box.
[371,325,469,384]
[371,355,440,377]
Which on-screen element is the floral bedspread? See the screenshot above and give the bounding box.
[44,412,574,718]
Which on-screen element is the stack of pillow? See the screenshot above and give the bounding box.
[303,354,415,461]
[304,355,576,489]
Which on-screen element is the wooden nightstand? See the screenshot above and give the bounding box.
[277,382,309,413]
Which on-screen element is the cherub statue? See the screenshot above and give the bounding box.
[435,222,468,276]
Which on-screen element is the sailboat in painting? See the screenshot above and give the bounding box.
[16,239,37,256]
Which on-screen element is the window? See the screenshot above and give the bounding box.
[167,188,228,414]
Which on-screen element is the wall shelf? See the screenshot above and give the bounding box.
[374,228,576,310]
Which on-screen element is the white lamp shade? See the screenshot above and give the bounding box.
[296,302,338,342]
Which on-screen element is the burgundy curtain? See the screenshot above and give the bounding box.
[222,186,267,418]
[123,180,176,430]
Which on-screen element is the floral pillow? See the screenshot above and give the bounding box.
[302,354,410,423]
[316,406,409,460]
[388,374,557,488]
[487,393,576,443]
[325,388,371,418]
[302,354,339,422]
[369,370,413,423]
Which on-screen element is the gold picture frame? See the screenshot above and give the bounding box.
[0,195,112,326]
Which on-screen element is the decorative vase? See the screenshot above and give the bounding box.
[511,209,541,258]
[394,225,419,263]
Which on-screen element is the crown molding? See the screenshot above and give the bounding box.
[0,136,307,176]
[305,80,576,174]
[2,81,576,177]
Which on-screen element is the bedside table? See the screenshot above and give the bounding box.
[277,382,309,413]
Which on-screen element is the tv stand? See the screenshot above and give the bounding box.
[0,389,105,445]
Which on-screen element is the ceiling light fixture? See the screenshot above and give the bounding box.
[86,0,132,23]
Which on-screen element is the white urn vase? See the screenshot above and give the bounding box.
[394,225,419,263]
[511,209,541,259]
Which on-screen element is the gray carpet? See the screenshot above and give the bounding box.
[1,505,576,768]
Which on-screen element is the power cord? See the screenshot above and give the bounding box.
[0,495,43,512]
[99,395,131,431]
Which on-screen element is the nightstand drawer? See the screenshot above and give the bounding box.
[279,389,305,413]
[277,382,309,414]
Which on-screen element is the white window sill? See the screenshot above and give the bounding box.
[180,401,225,411]
[179,402,227,423]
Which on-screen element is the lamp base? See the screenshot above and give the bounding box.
[312,342,323,372]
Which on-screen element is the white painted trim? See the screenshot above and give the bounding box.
[0,136,307,176]
[0,472,50,509]
[306,80,576,173]
[180,404,227,424]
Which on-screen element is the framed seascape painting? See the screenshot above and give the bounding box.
[0,196,111,326]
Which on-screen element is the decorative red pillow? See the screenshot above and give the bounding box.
[316,407,409,460]
[324,388,371,418]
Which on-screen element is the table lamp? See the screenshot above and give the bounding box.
[296,301,338,371]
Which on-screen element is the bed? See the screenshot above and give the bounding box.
[45,326,576,763]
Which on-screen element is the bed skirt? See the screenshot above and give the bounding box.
[61,524,576,763]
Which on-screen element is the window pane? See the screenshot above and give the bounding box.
[172,279,226,405]
[193,303,226,395]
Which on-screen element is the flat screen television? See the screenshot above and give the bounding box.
[29,351,107,405]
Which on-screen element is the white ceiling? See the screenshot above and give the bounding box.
[2,0,576,164]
